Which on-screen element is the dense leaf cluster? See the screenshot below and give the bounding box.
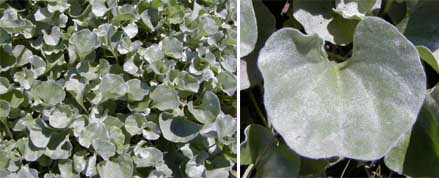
[0,0,237,177]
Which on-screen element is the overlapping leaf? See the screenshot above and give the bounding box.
[0,0,236,177]
[384,85,439,177]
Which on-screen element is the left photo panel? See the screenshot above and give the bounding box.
[0,0,237,177]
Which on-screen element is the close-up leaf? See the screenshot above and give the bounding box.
[258,17,426,160]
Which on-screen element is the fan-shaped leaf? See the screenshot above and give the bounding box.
[258,17,426,159]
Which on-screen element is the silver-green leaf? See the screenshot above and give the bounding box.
[258,17,426,159]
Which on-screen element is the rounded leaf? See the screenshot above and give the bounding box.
[92,138,116,160]
[126,79,149,101]
[69,29,100,59]
[31,81,65,106]
[98,154,133,178]
[150,85,180,111]
[160,37,183,59]
[44,105,74,129]
[124,114,146,136]
[159,113,200,143]
[258,17,426,159]
[188,91,221,124]
[29,119,52,148]
[141,44,164,63]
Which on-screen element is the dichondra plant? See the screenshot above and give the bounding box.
[0,0,237,178]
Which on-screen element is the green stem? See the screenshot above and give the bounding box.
[110,49,119,64]
[248,90,269,128]
[0,118,13,139]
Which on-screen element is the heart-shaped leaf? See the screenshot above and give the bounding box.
[124,114,146,136]
[258,17,426,159]
[42,26,61,46]
[126,79,149,101]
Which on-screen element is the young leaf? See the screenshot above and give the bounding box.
[417,45,439,73]
[333,0,380,19]
[292,0,359,44]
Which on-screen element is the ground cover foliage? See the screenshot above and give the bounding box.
[0,0,237,177]
[241,0,439,177]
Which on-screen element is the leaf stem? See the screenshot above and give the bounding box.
[364,165,372,177]
[340,159,350,178]
[0,118,13,139]
[110,49,119,64]
[242,164,255,178]
[248,90,269,128]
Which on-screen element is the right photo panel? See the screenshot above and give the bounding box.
[240,0,439,177]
